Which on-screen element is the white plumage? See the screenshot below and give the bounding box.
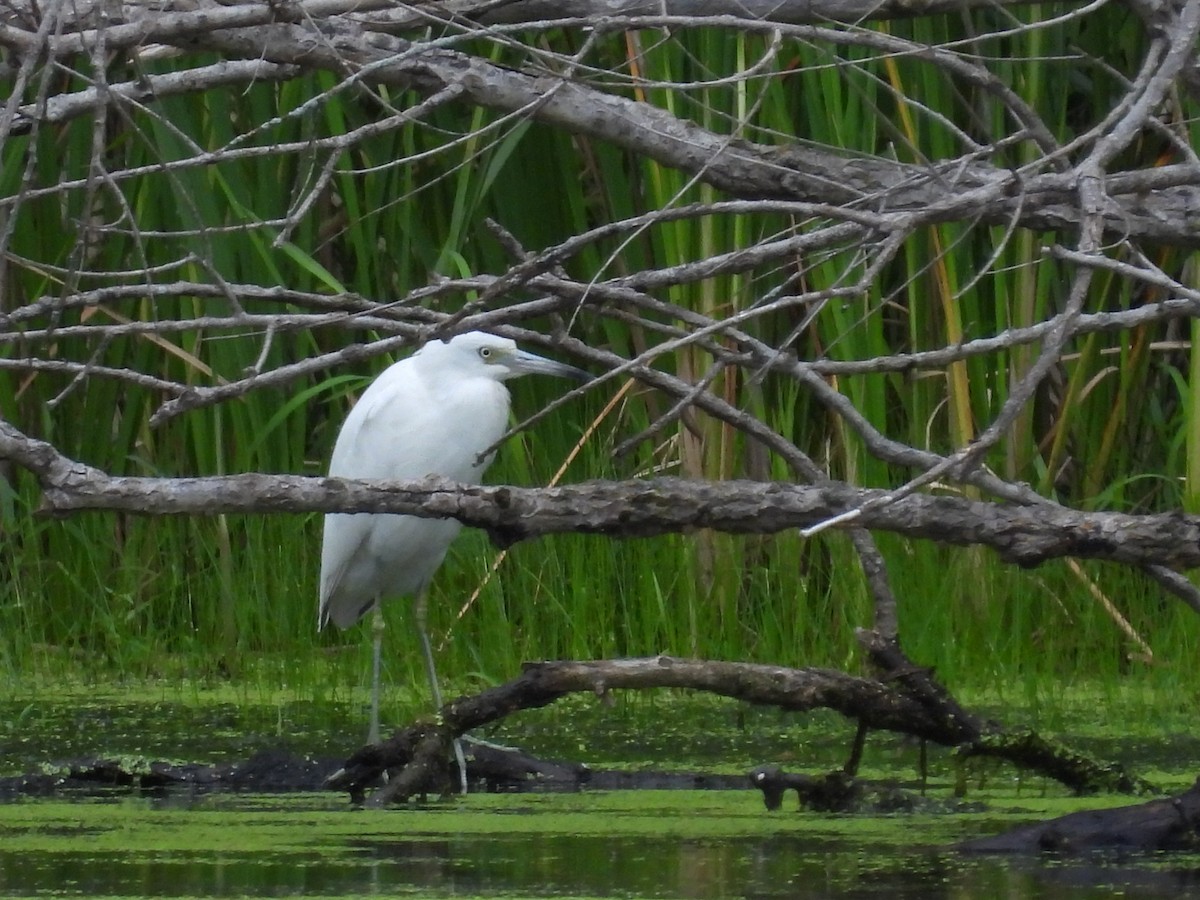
[319,340,508,629]
[318,331,584,747]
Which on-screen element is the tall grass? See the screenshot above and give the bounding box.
[1,8,1197,718]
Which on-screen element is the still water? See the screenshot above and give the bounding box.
[2,692,1199,898]
[5,790,1200,899]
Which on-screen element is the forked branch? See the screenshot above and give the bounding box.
[326,657,1155,804]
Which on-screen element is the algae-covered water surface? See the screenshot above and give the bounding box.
[2,687,1199,898]
[7,790,1199,898]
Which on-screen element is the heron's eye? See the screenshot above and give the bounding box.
[478,347,493,360]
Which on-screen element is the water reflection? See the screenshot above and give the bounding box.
[4,696,1200,898]
[4,833,1200,898]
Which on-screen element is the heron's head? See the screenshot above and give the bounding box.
[427,331,588,383]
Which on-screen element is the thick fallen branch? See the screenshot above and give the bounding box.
[961,778,1200,853]
[0,749,343,798]
[747,765,977,814]
[4,420,1199,569]
[325,656,1154,805]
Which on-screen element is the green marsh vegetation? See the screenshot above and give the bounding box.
[0,0,1198,770]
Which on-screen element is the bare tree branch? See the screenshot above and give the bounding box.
[4,3,1199,243]
[4,419,1200,570]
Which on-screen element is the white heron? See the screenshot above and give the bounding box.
[318,331,585,754]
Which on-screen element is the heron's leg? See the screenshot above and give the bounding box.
[414,590,444,709]
[415,589,469,794]
[369,599,384,745]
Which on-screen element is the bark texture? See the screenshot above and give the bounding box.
[326,657,1154,805]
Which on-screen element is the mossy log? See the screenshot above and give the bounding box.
[961,778,1200,853]
[326,656,1157,805]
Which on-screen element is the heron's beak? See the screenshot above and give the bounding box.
[507,349,589,382]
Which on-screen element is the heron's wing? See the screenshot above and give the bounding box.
[318,512,375,629]
[319,511,463,630]
[318,361,426,630]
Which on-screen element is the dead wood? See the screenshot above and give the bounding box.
[0,746,584,800]
[0,749,343,798]
[960,778,1200,853]
[749,766,864,812]
[747,765,980,814]
[324,656,1157,805]
[5,420,1200,571]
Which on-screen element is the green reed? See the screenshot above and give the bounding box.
[1,12,1197,718]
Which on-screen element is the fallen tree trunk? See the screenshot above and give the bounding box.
[325,656,1155,805]
[961,778,1200,853]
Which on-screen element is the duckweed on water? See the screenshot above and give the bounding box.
[3,789,1200,898]
[4,681,1199,778]
[2,682,1200,897]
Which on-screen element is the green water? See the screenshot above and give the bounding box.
[2,688,1199,898]
[3,791,1199,898]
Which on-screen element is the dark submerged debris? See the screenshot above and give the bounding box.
[748,765,983,814]
[960,777,1200,854]
[0,748,341,798]
[0,746,741,801]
